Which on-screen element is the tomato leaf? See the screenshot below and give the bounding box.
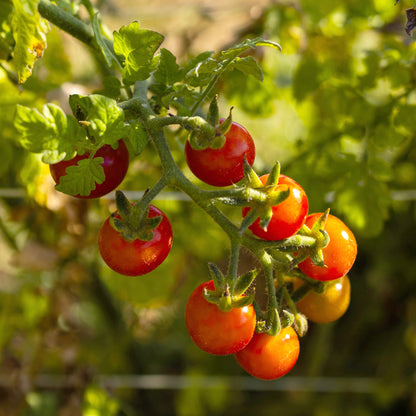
[216,37,281,62]
[14,103,85,164]
[55,157,105,196]
[69,94,129,146]
[113,21,164,85]
[228,56,264,81]
[153,48,184,85]
[126,121,148,156]
[92,13,122,70]
[11,0,50,84]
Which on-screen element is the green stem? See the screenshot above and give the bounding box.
[291,283,313,303]
[189,62,230,116]
[119,88,240,239]
[227,237,241,287]
[38,0,95,47]
[258,251,280,334]
[136,176,168,211]
[80,0,96,20]
[147,115,213,132]
[283,285,299,315]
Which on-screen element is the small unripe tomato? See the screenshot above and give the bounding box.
[293,275,351,323]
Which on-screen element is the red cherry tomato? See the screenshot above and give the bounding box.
[242,174,309,240]
[184,280,256,355]
[298,213,357,281]
[185,120,255,187]
[235,327,300,380]
[98,205,172,276]
[293,275,351,323]
[49,140,129,198]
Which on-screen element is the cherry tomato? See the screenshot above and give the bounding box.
[184,280,256,355]
[298,213,357,281]
[235,327,300,380]
[293,275,351,323]
[185,120,255,187]
[242,174,309,240]
[49,139,129,198]
[98,205,172,276]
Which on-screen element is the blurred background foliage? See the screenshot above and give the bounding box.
[0,0,415,415]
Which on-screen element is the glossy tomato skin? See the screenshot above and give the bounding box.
[185,280,256,355]
[49,139,129,198]
[185,120,255,187]
[242,174,309,241]
[98,205,172,276]
[298,213,357,281]
[294,275,351,323]
[235,327,300,380]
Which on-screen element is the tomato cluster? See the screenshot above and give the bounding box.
[184,119,357,380]
[48,116,357,381]
[49,139,174,278]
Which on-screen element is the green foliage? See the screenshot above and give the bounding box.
[10,0,50,83]
[113,21,164,85]
[68,94,128,145]
[14,103,83,163]
[0,1,415,415]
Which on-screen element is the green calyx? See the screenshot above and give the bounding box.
[242,161,290,231]
[187,105,234,151]
[203,263,257,312]
[110,190,162,242]
[294,210,331,269]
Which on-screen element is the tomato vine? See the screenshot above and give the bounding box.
[10,0,360,380]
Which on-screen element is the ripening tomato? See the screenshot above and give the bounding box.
[185,120,255,187]
[49,140,129,198]
[298,213,357,281]
[184,280,256,355]
[242,174,309,240]
[235,326,300,380]
[293,275,351,323]
[98,205,172,276]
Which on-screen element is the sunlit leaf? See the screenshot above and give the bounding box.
[14,103,84,163]
[69,94,128,145]
[92,13,122,70]
[11,0,50,84]
[113,21,164,84]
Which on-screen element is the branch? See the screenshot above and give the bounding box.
[38,0,95,47]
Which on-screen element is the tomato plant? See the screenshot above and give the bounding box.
[242,174,309,240]
[185,280,256,355]
[298,213,357,281]
[234,326,300,380]
[293,275,351,323]
[185,119,255,187]
[98,204,173,276]
[9,0,362,387]
[49,140,130,199]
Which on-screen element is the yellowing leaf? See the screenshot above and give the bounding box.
[11,0,50,84]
